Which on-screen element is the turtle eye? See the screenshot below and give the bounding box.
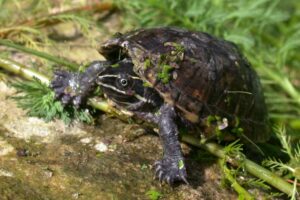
[120,78,128,87]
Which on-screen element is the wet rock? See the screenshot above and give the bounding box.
[80,137,93,144]
[94,142,108,152]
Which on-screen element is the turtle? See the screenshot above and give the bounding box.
[50,27,270,185]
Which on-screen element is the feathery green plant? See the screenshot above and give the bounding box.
[12,78,94,124]
[263,124,300,199]
[219,140,254,199]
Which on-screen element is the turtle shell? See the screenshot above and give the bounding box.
[99,27,269,142]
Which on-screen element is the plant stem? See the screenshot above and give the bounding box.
[0,57,49,84]
[0,57,294,196]
[87,98,129,121]
[222,164,254,200]
[0,39,78,70]
[182,134,294,196]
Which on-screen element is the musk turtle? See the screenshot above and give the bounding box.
[51,27,269,185]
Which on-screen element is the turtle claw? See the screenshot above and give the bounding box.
[51,71,72,98]
[166,176,171,185]
[62,94,72,105]
[154,156,188,186]
[155,162,161,172]
[155,160,162,165]
[158,170,164,182]
[73,96,83,108]
[180,174,190,185]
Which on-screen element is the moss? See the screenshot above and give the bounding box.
[164,42,185,61]
[142,81,152,87]
[143,59,151,69]
[154,42,185,84]
[157,64,173,84]
[206,115,221,127]
[164,42,184,53]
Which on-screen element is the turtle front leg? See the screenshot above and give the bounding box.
[51,61,110,107]
[155,104,188,185]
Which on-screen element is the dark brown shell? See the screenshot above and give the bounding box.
[99,27,270,142]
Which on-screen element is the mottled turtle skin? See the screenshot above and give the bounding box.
[51,27,269,185]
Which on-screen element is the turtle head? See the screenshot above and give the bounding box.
[96,59,162,110]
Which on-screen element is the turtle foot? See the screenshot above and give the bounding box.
[51,70,84,108]
[154,156,188,185]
